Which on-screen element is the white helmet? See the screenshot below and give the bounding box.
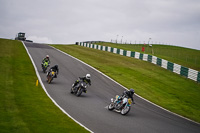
[46,55,49,58]
[86,74,91,80]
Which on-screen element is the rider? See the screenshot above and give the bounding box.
[42,55,50,66]
[72,74,91,92]
[47,65,59,78]
[120,88,135,104]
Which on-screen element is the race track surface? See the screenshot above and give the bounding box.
[24,42,200,133]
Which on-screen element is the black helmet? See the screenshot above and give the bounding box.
[129,88,135,95]
[55,65,58,69]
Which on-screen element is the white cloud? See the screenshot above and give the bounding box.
[27,36,53,44]
[0,0,200,49]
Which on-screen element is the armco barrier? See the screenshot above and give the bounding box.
[180,66,189,78]
[157,58,162,67]
[78,42,200,83]
[148,55,152,63]
[167,62,174,72]
[152,56,157,64]
[198,72,200,82]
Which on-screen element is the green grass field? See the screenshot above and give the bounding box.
[96,42,200,71]
[0,39,89,133]
[1,38,199,133]
[52,44,200,123]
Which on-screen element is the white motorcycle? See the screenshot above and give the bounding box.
[108,95,132,115]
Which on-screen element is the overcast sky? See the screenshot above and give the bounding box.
[0,0,200,50]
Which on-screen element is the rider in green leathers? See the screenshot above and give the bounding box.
[42,55,50,65]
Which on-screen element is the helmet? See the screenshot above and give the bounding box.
[86,74,91,80]
[46,55,49,58]
[55,65,58,69]
[129,88,135,95]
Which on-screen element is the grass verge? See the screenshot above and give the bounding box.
[52,44,200,123]
[96,42,200,71]
[0,39,89,133]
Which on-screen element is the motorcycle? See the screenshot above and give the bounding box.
[70,80,88,97]
[108,95,132,115]
[42,61,49,73]
[47,70,56,84]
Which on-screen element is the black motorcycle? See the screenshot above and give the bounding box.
[70,80,88,97]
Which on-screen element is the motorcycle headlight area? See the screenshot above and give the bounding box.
[81,83,87,88]
[111,98,114,102]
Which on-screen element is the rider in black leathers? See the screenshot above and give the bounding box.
[47,65,59,78]
[120,89,135,103]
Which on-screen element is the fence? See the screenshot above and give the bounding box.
[78,42,200,83]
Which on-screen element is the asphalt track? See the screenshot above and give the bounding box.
[24,42,200,133]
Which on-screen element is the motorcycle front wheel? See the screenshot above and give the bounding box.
[76,88,83,97]
[43,67,46,73]
[47,75,52,84]
[70,87,74,94]
[121,106,131,115]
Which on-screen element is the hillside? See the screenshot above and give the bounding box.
[96,42,200,71]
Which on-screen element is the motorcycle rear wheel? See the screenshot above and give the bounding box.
[108,103,114,111]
